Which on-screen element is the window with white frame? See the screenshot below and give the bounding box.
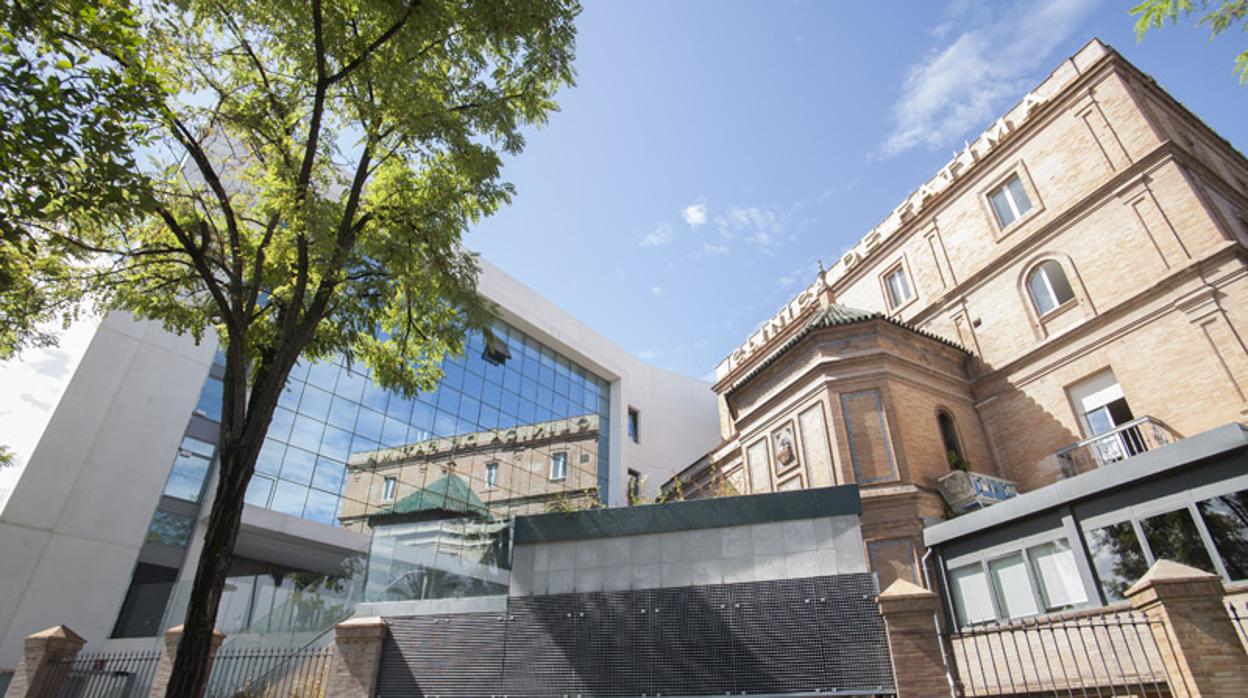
[989,174,1033,228]
[549,451,568,480]
[485,462,499,489]
[883,265,913,309]
[947,537,1091,626]
[1025,260,1075,315]
[382,476,397,501]
[948,564,996,626]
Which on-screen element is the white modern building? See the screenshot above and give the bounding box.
[0,259,720,677]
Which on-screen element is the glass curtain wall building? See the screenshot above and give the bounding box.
[112,318,615,636]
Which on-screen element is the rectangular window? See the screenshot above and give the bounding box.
[550,451,568,481]
[1085,521,1148,602]
[988,174,1033,228]
[162,436,215,502]
[1027,540,1088,611]
[194,377,223,421]
[382,476,397,501]
[628,408,639,443]
[883,266,913,309]
[1196,489,1248,580]
[1140,508,1216,574]
[145,511,195,548]
[627,469,641,504]
[948,563,995,626]
[486,462,499,489]
[988,553,1039,620]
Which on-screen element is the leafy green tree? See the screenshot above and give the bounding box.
[0,445,13,468]
[1131,0,1248,83]
[0,0,578,695]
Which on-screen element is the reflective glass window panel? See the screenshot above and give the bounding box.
[948,564,995,626]
[194,377,223,421]
[277,379,304,410]
[304,489,339,526]
[163,437,215,502]
[146,511,194,548]
[312,458,346,494]
[305,361,339,391]
[270,481,308,517]
[1027,540,1088,611]
[988,553,1039,620]
[486,462,499,489]
[280,446,317,486]
[318,425,352,464]
[326,395,360,430]
[335,368,368,402]
[288,414,324,452]
[245,476,274,507]
[298,385,333,422]
[355,408,384,443]
[382,477,397,501]
[1086,521,1149,602]
[1196,490,1248,580]
[1141,508,1216,574]
[267,407,296,442]
[256,439,285,476]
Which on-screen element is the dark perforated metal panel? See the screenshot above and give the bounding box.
[378,573,894,697]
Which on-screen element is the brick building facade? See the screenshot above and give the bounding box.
[681,39,1248,590]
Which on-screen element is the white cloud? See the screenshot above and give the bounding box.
[0,316,100,508]
[699,243,730,257]
[716,205,788,255]
[681,203,707,228]
[637,349,661,361]
[640,222,674,248]
[650,286,664,298]
[880,0,1099,157]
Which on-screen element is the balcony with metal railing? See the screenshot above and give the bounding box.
[1055,416,1181,478]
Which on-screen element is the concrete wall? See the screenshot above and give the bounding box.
[0,312,216,671]
[509,514,867,596]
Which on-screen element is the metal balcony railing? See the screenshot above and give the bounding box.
[1055,416,1180,478]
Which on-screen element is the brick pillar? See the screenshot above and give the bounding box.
[147,625,225,698]
[876,579,952,698]
[325,617,387,698]
[3,625,86,697]
[1125,560,1248,697]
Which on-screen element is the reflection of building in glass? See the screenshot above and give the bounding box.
[340,414,602,531]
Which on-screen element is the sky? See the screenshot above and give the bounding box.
[2,0,1246,483]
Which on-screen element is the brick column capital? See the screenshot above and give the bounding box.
[148,625,227,698]
[1125,560,1248,697]
[3,625,86,698]
[325,617,388,698]
[876,580,951,698]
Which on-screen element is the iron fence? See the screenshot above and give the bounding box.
[943,608,1190,697]
[44,649,160,697]
[204,645,333,698]
[1230,599,1248,654]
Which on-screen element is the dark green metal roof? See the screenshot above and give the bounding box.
[369,472,490,525]
[726,302,967,394]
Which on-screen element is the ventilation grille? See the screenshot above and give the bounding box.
[378,573,893,697]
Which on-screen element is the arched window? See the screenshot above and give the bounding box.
[1026,260,1075,316]
[938,411,964,470]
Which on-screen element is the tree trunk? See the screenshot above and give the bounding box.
[165,346,299,697]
